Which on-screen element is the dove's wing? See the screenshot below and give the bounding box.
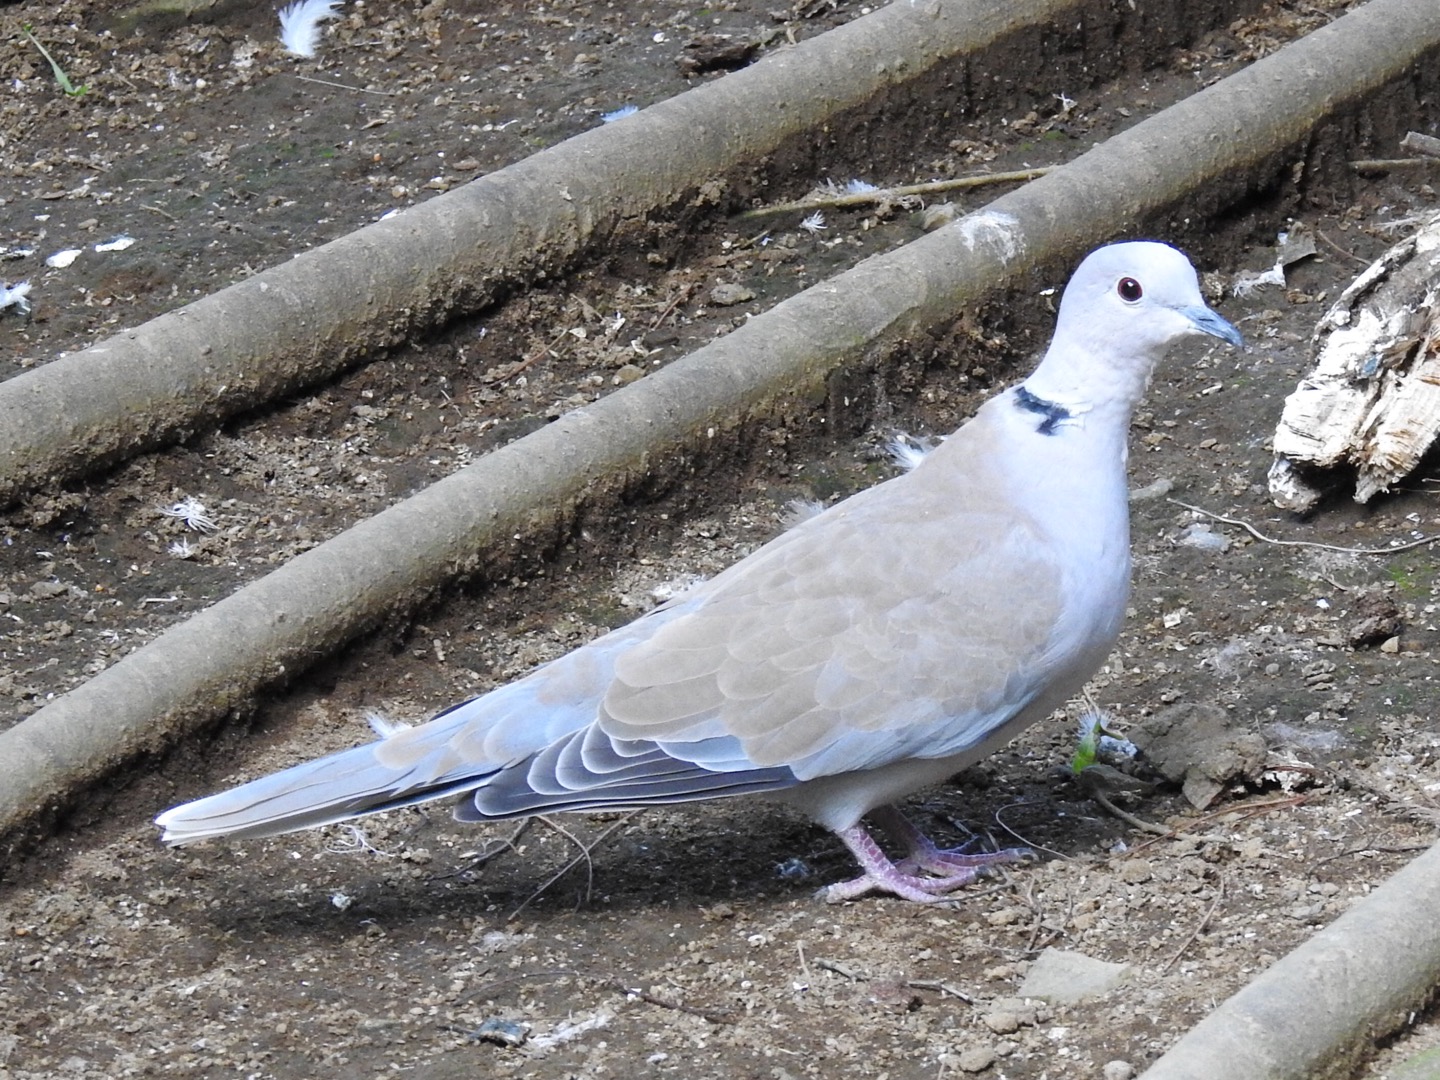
[599,451,1068,778]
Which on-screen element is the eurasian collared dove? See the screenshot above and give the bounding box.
[157,241,1241,903]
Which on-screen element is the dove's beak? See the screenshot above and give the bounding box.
[1181,305,1244,348]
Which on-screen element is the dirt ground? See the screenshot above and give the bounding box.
[3,0,1440,1077]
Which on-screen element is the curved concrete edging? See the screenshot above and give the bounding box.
[1,0,1436,858]
[0,0,1092,506]
[1138,840,1440,1080]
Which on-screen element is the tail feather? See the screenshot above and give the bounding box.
[154,743,496,845]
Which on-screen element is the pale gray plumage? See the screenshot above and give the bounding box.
[157,241,1241,902]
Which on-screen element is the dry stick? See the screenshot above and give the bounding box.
[461,966,734,1023]
[1313,841,1433,869]
[430,818,534,880]
[1091,786,1172,836]
[534,814,600,906]
[593,975,736,1024]
[737,168,1054,220]
[814,957,864,981]
[1161,875,1225,974]
[796,941,813,985]
[462,967,577,1002]
[645,288,690,333]
[507,812,640,920]
[483,326,572,385]
[1170,500,1440,555]
[292,73,396,96]
[1130,795,1309,854]
[906,979,977,1004]
[992,801,1072,860]
[1351,157,1440,171]
[1313,227,1373,268]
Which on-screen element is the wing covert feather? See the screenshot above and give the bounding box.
[600,439,1073,778]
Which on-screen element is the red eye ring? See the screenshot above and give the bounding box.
[1117,277,1143,303]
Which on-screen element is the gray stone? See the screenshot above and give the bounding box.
[1017,947,1131,1005]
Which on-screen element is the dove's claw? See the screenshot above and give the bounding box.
[873,805,1031,878]
[823,812,1025,904]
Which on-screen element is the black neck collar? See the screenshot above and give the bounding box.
[1014,386,1072,436]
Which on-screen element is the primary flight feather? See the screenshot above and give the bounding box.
[157,241,1241,903]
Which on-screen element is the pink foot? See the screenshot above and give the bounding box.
[873,804,1029,877]
[821,808,1029,904]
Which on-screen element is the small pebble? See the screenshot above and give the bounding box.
[982,1011,1021,1035]
[1119,858,1153,885]
[1176,522,1229,552]
[1128,477,1174,501]
[709,282,755,306]
[957,1045,996,1073]
[921,203,959,230]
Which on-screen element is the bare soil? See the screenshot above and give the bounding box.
[3,1,1440,1078]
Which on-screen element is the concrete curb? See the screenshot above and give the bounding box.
[1139,840,1440,1080]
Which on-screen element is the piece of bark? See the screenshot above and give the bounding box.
[1268,212,1440,511]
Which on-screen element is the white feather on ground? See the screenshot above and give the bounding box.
[279,0,342,59]
[0,281,31,315]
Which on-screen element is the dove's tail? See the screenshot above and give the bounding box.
[154,741,495,846]
[156,703,801,846]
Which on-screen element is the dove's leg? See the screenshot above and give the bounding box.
[821,809,1029,904]
[871,805,1029,877]
[823,823,981,903]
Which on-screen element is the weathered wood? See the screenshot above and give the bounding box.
[1269,213,1440,511]
[1400,130,1440,159]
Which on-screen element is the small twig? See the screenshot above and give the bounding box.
[1170,499,1440,556]
[462,967,576,1002]
[506,812,639,920]
[462,964,732,1022]
[1351,157,1440,172]
[728,228,775,252]
[593,976,736,1024]
[796,941,813,985]
[1130,795,1308,853]
[292,73,396,96]
[991,801,1071,860]
[141,203,179,223]
[737,168,1053,220]
[645,288,690,333]
[1160,876,1224,974]
[1091,787,1171,836]
[813,957,863,981]
[906,979,977,1004]
[483,326,572,385]
[1311,841,1433,869]
[1312,227,1372,268]
[1016,877,1063,954]
[430,818,533,880]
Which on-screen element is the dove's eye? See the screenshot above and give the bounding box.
[1117,277,1143,303]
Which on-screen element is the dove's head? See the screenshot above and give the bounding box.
[1029,241,1242,411]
